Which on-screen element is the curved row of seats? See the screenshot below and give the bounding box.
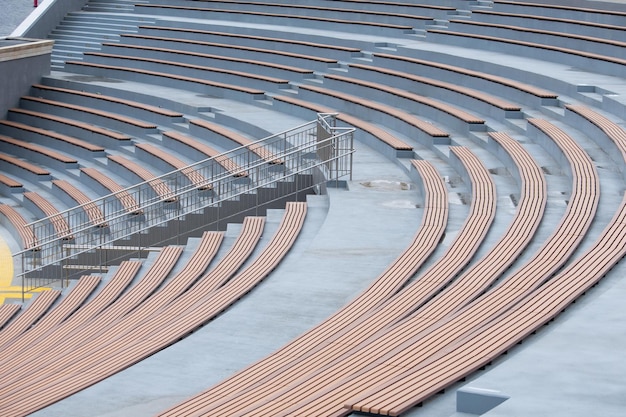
[0,0,624,416]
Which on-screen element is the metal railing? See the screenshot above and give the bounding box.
[14,114,354,297]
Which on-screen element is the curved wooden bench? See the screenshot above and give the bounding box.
[107,154,178,203]
[189,119,284,165]
[0,133,78,168]
[120,33,338,70]
[320,72,487,131]
[0,204,301,415]
[372,52,558,104]
[81,51,293,90]
[20,96,157,132]
[492,0,626,26]
[79,167,143,215]
[346,63,523,116]
[0,261,142,369]
[51,180,107,228]
[344,121,623,417]
[426,28,626,71]
[134,142,212,191]
[134,3,424,34]
[0,173,22,189]
[62,61,267,101]
[471,9,626,38]
[155,160,451,417]
[23,191,74,241]
[0,290,60,351]
[0,304,21,330]
[447,19,626,57]
[0,204,38,250]
[0,275,101,361]
[317,121,599,417]
[271,94,414,157]
[136,25,361,58]
[0,246,184,399]
[30,83,184,124]
[8,107,131,148]
[297,83,451,142]
[162,130,249,178]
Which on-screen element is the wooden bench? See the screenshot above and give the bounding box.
[346,63,523,117]
[446,19,626,57]
[189,119,284,165]
[0,204,301,414]
[0,134,78,169]
[0,304,21,330]
[153,159,451,416]
[162,130,249,178]
[0,290,60,351]
[135,25,361,59]
[23,192,74,241]
[134,142,212,191]
[62,61,268,101]
[343,124,620,417]
[329,121,599,416]
[94,43,315,79]
[0,173,22,189]
[79,167,143,215]
[0,245,184,407]
[81,51,293,91]
[51,180,108,228]
[0,204,39,250]
[426,28,626,75]
[107,154,178,203]
[31,83,184,125]
[296,83,452,142]
[492,0,626,26]
[8,107,131,148]
[120,33,338,71]
[471,9,626,38]
[20,95,158,137]
[134,3,424,35]
[0,261,142,369]
[319,72,487,131]
[271,94,414,158]
[0,275,101,360]
[372,52,558,105]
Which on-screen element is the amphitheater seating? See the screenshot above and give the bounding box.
[161,130,249,177]
[19,95,157,137]
[0,204,39,250]
[133,3,425,35]
[93,43,315,79]
[279,122,599,416]
[0,304,21,329]
[51,180,107,228]
[0,290,60,351]
[23,191,74,241]
[0,275,101,360]
[62,61,268,101]
[0,204,303,415]
[79,167,143,215]
[30,83,185,126]
[0,260,143,368]
[188,119,284,165]
[0,134,78,170]
[134,142,212,191]
[134,24,361,60]
[107,154,178,203]
[7,107,131,149]
[1,1,624,416]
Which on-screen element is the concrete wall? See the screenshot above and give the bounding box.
[0,39,53,119]
[11,0,87,39]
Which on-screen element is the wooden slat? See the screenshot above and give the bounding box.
[23,192,73,241]
[51,180,107,228]
[107,154,177,203]
[0,204,38,250]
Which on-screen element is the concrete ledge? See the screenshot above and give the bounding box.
[457,386,510,415]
